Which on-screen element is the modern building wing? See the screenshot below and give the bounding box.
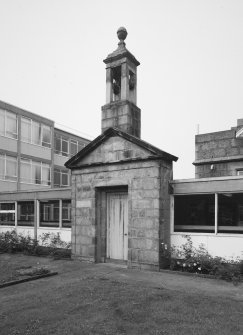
[0,100,90,240]
[0,100,90,192]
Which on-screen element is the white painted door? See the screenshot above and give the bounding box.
[107,193,128,261]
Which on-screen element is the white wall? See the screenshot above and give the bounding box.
[171,233,243,260]
[0,226,71,244]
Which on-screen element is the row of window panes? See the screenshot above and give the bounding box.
[174,193,243,234]
[0,154,70,187]
[0,109,18,139]
[21,117,51,148]
[0,155,50,186]
[54,135,85,157]
[0,109,52,148]
[0,200,71,228]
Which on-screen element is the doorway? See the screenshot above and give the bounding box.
[106,192,128,261]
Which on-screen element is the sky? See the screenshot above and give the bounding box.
[0,0,243,179]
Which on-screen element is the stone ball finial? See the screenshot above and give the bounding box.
[117,27,127,43]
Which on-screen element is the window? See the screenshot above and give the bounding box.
[42,163,51,186]
[0,154,17,181]
[237,170,243,176]
[40,200,59,227]
[62,200,71,228]
[42,125,51,147]
[17,201,34,226]
[20,158,51,185]
[174,195,215,233]
[54,168,69,187]
[174,193,243,234]
[54,134,69,156]
[218,193,243,233]
[71,140,78,156]
[32,161,41,184]
[21,117,31,142]
[70,140,85,156]
[0,109,17,139]
[0,203,15,226]
[21,117,51,148]
[32,121,41,145]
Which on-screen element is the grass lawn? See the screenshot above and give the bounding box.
[0,254,243,335]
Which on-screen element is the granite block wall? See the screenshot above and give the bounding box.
[194,128,243,178]
[71,159,173,270]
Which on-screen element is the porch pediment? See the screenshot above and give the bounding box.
[65,128,178,169]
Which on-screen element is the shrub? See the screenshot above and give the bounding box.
[162,236,242,284]
[0,230,37,253]
[0,230,71,259]
[39,232,71,250]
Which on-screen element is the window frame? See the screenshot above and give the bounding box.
[20,158,51,186]
[0,202,16,226]
[0,109,18,139]
[0,154,17,182]
[17,201,34,227]
[54,134,69,157]
[53,168,69,188]
[20,116,51,148]
[173,192,243,235]
[39,200,60,227]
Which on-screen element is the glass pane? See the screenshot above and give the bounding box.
[218,193,243,234]
[17,201,34,226]
[0,154,5,179]
[71,140,78,155]
[0,213,15,225]
[5,156,17,181]
[54,169,61,187]
[0,203,15,226]
[32,121,41,145]
[54,136,61,154]
[6,111,17,139]
[20,159,31,183]
[32,162,41,184]
[61,171,69,186]
[0,203,15,211]
[0,109,5,136]
[62,200,71,228]
[40,200,59,227]
[21,117,31,142]
[174,195,215,233]
[62,138,69,156]
[42,125,51,147]
[42,164,50,185]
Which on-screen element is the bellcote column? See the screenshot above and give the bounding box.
[101,27,141,138]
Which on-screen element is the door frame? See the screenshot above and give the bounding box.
[95,186,128,263]
[106,192,128,262]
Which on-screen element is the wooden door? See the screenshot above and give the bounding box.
[107,193,128,261]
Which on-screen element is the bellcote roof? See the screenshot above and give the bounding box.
[103,27,140,66]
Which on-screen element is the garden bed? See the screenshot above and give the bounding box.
[0,253,59,288]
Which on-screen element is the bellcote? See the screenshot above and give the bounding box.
[101,27,141,138]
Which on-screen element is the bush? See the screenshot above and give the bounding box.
[161,236,242,284]
[0,230,71,259]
